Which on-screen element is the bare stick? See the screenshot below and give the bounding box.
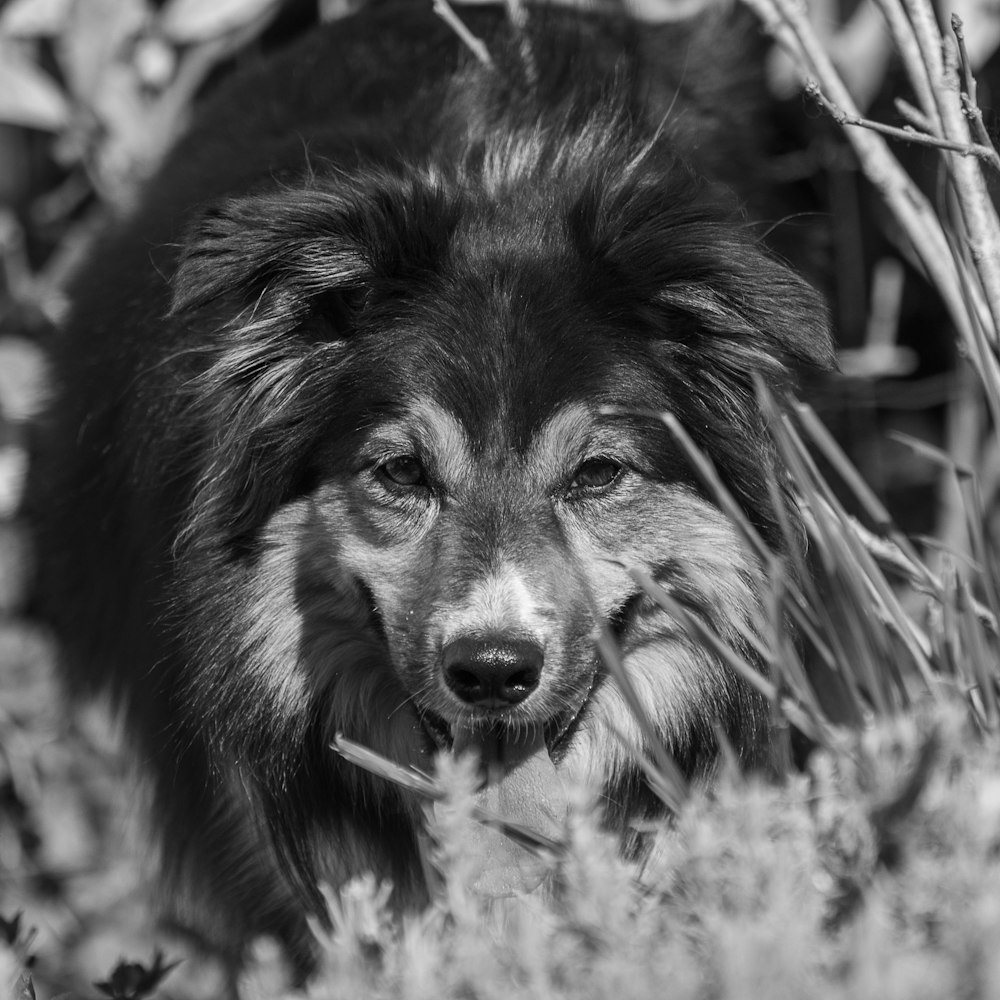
[871,0,942,132]
[807,82,999,165]
[894,96,934,133]
[937,36,1000,338]
[433,0,493,67]
[888,0,1000,339]
[951,15,1000,167]
[742,0,982,346]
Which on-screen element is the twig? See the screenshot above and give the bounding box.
[827,0,894,112]
[939,36,1000,338]
[433,0,493,67]
[894,97,933,133]
[807,81,999,165]
[951,14,998,160]
[742,0,991,350]
[871,0,942,133]
[897,0,1000,338]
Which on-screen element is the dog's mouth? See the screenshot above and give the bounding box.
[417,695,588,762]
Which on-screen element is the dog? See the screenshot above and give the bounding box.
[29,0,832,973]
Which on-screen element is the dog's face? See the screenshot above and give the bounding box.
[315,384,762,790]
[169,125,830,862]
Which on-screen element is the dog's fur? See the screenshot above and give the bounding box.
[30,0,832,972]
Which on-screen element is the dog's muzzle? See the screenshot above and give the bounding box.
[418,638,598,897]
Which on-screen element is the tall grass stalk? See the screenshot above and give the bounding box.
[732,0,1000,732]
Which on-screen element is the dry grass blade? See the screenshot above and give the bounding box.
[331,735,563,857]
[332,734,439,797]
[794,404,931,575]
[743,0,1000,740]
[596,627,689,812]
[655,410,771,565]
[656,406,828,638]
[955,574,1000,726]
[606,722,689,817]
[891,430,1000,631]
[628,569,829,746]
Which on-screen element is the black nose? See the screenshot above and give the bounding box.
[442,637,543,708]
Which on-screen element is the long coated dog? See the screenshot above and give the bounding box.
[30,0,832,973]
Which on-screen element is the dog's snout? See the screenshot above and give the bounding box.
[442,637,542,708]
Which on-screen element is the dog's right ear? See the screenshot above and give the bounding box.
[166,181,456,548]
[168,191,379,548]
[170,190,378,339]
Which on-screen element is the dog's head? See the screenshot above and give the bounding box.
[169,110,831,867]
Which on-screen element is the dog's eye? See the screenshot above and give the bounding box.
[378,455,427,488]
[570,457,622,492]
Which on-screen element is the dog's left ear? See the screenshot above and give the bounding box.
[651,239,835,379]
[574,174,835,378]
[573,170,834,551]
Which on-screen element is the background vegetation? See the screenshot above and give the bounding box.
[1,0,999,996]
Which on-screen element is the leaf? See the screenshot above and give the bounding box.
[0,0,74,38]
[58,0,146,109]
[0,42,70,130]
[318,0,361,21]
[93,950,179,1000]
[14,972,36,1000]
[159,0,283,43]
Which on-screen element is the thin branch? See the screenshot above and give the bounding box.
[951,15,1000,166]
[433,0,493,67]
[885,0,1000,340]
[807,81,999,165]
[871,0,942,132]
[936,35,1000,338]
[742,0,985,348]
[894,96,934,133]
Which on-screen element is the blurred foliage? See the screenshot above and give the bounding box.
[0,0,290,202]
[293,713,1000,1000]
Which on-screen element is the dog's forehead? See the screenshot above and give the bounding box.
[371,311,653,444]
[374,398,604,466]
